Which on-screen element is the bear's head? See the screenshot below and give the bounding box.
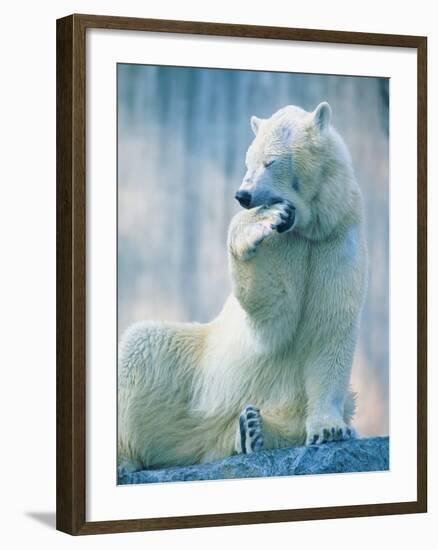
[236,103,361,240]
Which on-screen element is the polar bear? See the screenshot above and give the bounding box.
[118,102,368,472]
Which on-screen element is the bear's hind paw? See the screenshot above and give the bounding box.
[235,405,264,454]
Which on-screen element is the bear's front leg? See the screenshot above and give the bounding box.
[304,337,358,445]
[228,202,295,261]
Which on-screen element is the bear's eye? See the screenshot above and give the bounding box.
[263,159,275,168]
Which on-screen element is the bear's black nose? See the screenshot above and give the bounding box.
[235,190,252,209]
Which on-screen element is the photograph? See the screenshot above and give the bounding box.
[116,63,390,484]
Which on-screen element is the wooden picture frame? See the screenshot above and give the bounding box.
[56,13,427,535]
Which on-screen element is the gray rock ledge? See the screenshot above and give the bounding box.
[118,436,389,484]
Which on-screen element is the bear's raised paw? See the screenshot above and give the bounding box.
[269,200,296,233]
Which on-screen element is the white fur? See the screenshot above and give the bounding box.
[118,103,368,470]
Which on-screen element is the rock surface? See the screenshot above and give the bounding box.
[118,436,389,485]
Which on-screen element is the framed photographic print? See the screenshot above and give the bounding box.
[56,14,427,535]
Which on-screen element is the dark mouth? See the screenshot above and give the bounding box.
[235,192,285,210]
[264,195,284,207]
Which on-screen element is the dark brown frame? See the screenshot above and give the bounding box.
[56,13,427,535]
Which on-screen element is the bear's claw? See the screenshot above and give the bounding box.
[306,421,356,446]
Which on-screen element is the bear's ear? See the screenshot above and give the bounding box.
[312,102,332,132]
[250,115,264,136]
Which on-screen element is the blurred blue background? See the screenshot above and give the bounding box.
[117,64,389,437]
